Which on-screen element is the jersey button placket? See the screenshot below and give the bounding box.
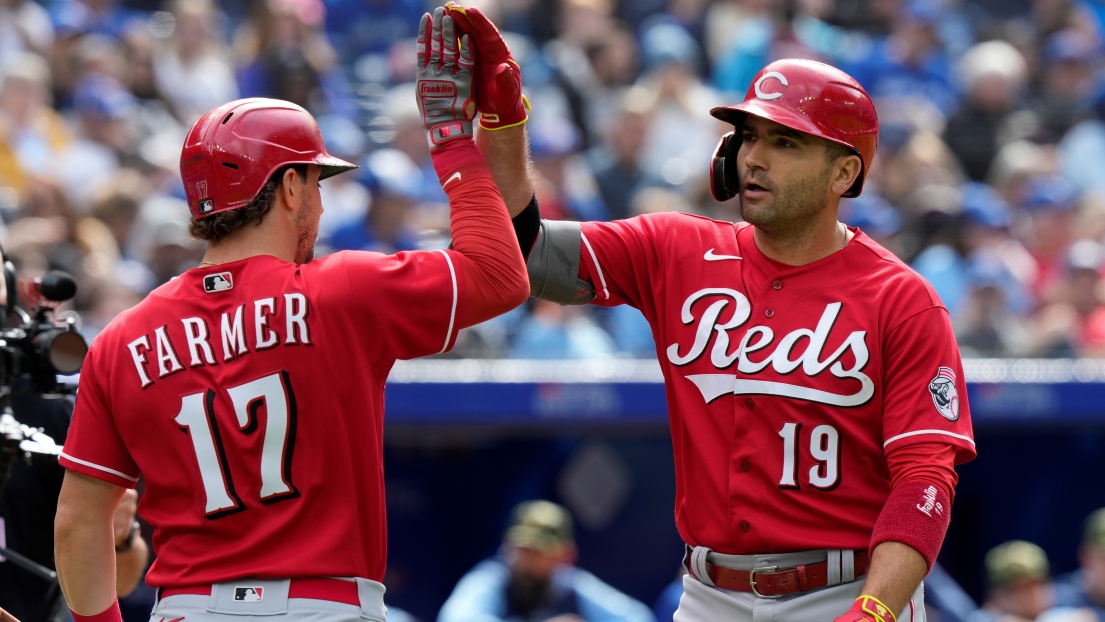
[772,279,783,290]
[765,308,775,318]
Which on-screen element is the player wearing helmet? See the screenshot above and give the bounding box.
[54,9,527,622]
[447,4,976,621]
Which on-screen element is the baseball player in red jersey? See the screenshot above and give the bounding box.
[447,5,976,622]
[53,9,527,622]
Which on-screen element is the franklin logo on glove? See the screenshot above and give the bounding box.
[420,82,456,96]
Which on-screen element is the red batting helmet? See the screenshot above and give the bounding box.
[708,58,878,201]
[180,98,358,219]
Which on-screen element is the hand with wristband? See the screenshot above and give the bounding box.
[834,595,897,622]
[444,2,530,131]
[416,7,476,150]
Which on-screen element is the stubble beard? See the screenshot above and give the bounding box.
[294,195,317,265]
[739,165,835,240]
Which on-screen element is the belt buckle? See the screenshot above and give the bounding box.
[748,565,782,599]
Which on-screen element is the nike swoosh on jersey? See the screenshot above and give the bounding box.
[442,171,462,188]
[704,249,742,261]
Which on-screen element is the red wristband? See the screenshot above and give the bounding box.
[71,598,122,622]
[870,479,951,570]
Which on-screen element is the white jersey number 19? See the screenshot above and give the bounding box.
[174,371,299,518]
[778,422,842,490]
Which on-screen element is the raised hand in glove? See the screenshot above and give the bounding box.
[444,2,530,130]
[416,7,475,150]
[833,595,897,622]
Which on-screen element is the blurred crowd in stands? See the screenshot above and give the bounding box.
[8,0,1105,358]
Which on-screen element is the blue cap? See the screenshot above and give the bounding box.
[961,182,1010,228]
[966,256,1007,290]
[638,16,703,74]
[1023,175,1077,212]
[72,74,136,119]
[357,148,423,199]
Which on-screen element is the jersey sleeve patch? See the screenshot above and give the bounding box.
[928,367,960,421]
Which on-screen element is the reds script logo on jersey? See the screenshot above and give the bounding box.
[928,366,960,421]
[665,290,873,408]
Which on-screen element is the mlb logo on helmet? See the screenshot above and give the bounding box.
[233,586,263,602]
[203,272,233,293]
[195,181,213,214]
[928,367,960,421]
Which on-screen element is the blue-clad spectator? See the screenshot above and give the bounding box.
[323,0,424,75]
[530,116,608,223]
[1059,81,1105,194]
[846,0,959,117]
[50,0,144,38]
[711,0,865,96]
[438,501,655,622]
[236,0,355,120]
[328,148,422,254]
[510,301,618,361]
[1035,29,1100,142]
[840,191,903,253]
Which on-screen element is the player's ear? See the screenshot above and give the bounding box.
[830,154,862,197]
[279,166,303,211]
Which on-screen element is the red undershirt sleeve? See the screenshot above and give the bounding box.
[431,141,529,329]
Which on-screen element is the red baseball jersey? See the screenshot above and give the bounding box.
[578,213,976,554]
[60,251,463,587]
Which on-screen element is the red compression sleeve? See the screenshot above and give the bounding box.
[872,442,958,570]
[885,442,958,503]
[432,140,529,328]
[71,598,122,622]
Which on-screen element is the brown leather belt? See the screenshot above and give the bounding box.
[684,548,870,598]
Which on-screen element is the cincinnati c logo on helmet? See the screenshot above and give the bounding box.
[928,366,960,421]
[754,71,788,101]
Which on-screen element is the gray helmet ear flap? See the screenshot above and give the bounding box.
[710,131,741,202]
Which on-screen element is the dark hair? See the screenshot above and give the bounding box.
[189,164,308,243]
[824,140,858,165]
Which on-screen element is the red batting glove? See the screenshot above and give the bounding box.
[444,1,530,130]
[833,595,897,622]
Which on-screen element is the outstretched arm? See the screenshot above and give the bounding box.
[416,8,529,326]
[475,125,535,218]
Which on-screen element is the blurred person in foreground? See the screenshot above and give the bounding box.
[437,500,654,622]
[968,540,1054,622]
[1049,508,1105,621]
[52,9,528,622]
[450,3,976,621]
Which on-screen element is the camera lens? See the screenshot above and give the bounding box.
[33,329,89,376]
